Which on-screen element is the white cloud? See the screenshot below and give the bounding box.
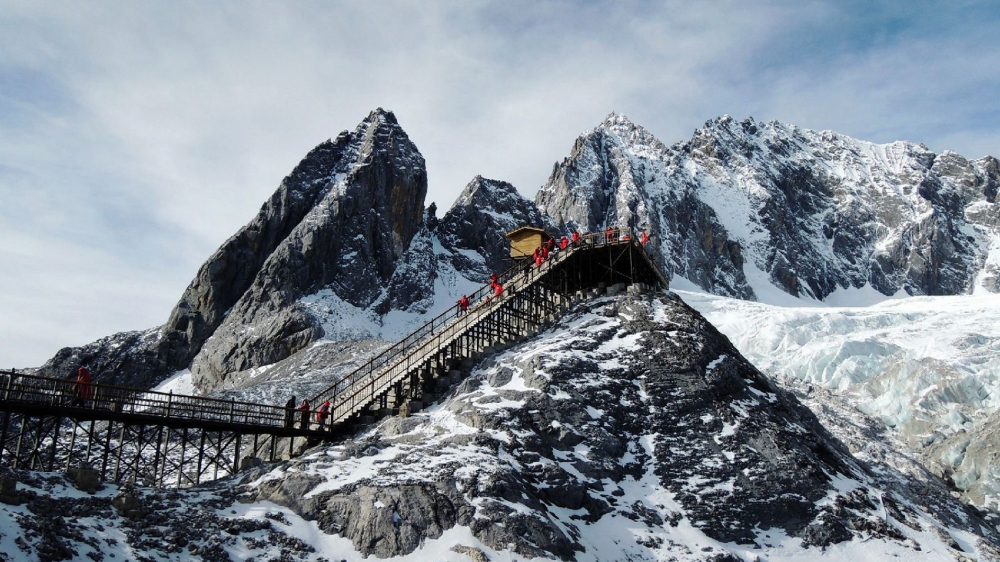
[0,0,997,366]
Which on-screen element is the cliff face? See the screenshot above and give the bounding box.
[436,175,552,277]
[40,109,428,390]
[187,109,427,388]
[537,113,1000,302]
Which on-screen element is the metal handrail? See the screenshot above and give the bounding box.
[1,227,662,437]
[313,227,656,423]
[0,369,293,429]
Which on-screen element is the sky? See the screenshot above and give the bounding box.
[1,0,998,368]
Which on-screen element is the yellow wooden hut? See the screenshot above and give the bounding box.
[505,226,551,261]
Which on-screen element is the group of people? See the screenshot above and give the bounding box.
[284,396,332,431]
[455,226,652,315]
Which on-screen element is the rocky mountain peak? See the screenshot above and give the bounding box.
[438,176,550,276]
[540,112,1000,302]
[39,108,429,391]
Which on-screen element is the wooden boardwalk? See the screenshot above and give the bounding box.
[1,228,667,487]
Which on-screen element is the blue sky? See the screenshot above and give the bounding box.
[1,0,998,367]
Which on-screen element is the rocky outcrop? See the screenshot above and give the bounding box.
[437,175,552,279]
[536,113,754,299]
[537,113,1000,301]
[246,293,999,559]
[189,109,427,389]
[37,327,186,388]
[39,108,428,392]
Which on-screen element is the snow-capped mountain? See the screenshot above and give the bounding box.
[17,108,1000,560]
[38,111,558,397]
[5,293,997,561]
[537,113,1000,302]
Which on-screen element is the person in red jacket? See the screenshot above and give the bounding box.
[535,253,543,268]
[541,245,549,259]
[490,272,498,285]
[72,366,93,407]
[317,399,331,430]
[493,283,504,298]
[605,226,615,243]
[458,294,470,314]
[560,236,569,250]
[641,231,649,245]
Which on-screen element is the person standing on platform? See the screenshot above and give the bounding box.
[572,231,580,246]
[284,395,296,428]
[298,399,311,430]
[560,236,569,251]
[317,399,331,431]
[72,366,93,407]
[642,231,649,245]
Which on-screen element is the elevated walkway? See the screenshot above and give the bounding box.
[310,228,667,433]
[0,228,668,487]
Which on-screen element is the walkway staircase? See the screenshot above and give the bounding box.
[0,228,668,487]
[311,228,668,433]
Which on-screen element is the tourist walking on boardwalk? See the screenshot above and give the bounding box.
[457,294,470,314]
[298,399,311,430]
[284,395,296,428]
[71,366,93,407]
[317,399,331,431]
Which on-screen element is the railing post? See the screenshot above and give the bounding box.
[230,398,236,423]
[167,391,174,417]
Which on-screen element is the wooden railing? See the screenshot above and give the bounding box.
[0,369,292,429]
[312,227,659,424]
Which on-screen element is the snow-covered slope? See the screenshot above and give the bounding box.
[537,113,1000,303]
[6,293,997,561]
[677,286,1000,508]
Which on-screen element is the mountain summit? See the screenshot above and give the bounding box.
[41,108,428,390]
[537,113,1000,303]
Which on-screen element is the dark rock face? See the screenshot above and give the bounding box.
[246,294,997,559]
[437,175,552,279]
[37,327,187,388]
[189,109,427,388]
[537,113,1000,301]
[536,113,754,299]
[39,108,428,391]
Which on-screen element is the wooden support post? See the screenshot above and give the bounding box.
[152,425,165,487]
[196,430,207,486]
[113,422,127,482]
[85,419,96,467]
[157,427,171,487]
[65,417,77,470]
[13,413,26,469]
[100,420,114,479]
[0,412,10,466]
[233,432,243,475]
[177,428,188,488]
[46,417,61,471]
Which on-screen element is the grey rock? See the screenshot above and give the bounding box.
[537,113,1000,301]
[438,175,553,279]
[190,109,427,389]
[65,467,102,494]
